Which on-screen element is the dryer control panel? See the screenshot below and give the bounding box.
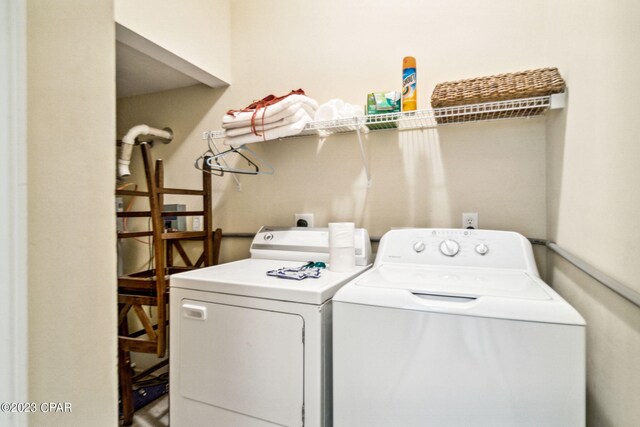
[375,228,538,275]
[250,226,373,266]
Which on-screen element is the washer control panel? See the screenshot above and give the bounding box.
[376,228,535,272]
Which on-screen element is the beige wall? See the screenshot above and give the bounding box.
[116,0,640,424]
[115,0,231,83]
[27,0,117,425]
[545,1,640,425]
[118,0,551,263]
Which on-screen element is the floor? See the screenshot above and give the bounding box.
[120,394,169,427]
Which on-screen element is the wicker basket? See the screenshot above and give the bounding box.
[431,67,566,123]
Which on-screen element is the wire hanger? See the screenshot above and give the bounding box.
[194,132,275,176]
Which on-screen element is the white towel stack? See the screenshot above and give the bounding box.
[223,93,318,147]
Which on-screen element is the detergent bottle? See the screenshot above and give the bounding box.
[402,56,417,111]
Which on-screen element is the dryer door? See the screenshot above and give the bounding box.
[179,300,305,427]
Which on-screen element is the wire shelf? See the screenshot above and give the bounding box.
[205,95,559,141]
[307,95,552,133]
[208,129,226,139]
[308,95,554,135]
[432,95,551,125]
[305,116,369,135]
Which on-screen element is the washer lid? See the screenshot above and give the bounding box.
[170,259,370,305]
[335,265,586,325]
[357,265,550,300]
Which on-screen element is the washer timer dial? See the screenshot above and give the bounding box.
[439,239,460,257]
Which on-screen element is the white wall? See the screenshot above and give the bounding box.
[115,0,231,84]
[545,1,640,425]
[27,0,117,425]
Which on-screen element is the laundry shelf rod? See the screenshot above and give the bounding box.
[219,232,639,310]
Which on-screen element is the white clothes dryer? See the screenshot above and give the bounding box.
[170,226,372,427]
[333,228,585,427]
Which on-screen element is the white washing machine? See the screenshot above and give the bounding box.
[333,228,585,427]
[170,226,372,427]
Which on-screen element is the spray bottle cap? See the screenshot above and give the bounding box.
[403,56,416,68]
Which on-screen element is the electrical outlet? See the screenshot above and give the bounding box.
[192,215,204,231]
[462,212,478,229]
[295,213,314,228]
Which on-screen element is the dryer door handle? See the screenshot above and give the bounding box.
[182,303,207,320]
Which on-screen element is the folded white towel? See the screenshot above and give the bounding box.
[225,108,308,137]
[223,94,318,127]
[225,112,313,147]
[222,101,313,130]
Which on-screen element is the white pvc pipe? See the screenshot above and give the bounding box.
[118,124,173,178]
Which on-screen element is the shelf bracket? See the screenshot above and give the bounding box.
[355,127,371,188]
[550,92,567,110]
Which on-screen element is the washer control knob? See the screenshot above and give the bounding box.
[475,243,489,256]
[413,241,426,253]
[439,239,460,257]
[263,233,274,241]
